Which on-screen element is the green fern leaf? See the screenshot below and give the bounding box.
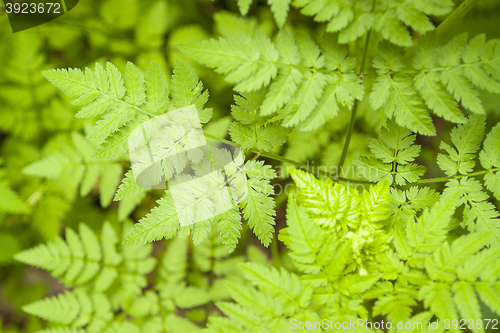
[452,282,483,333]
[372,292,417,322]
[240,160,276,247]
[229,91,291,152]
[23,290,112,330]
[15,222,155,293]
[124,159,276,249]
[437,114,485,176]
[170,61,212,123]
[179,29,363,131]
[479,122,500,200]
[23,132,122,206]
[239,262,311,316]
[0,178,27,214]
[426,232,491,282]
[390,186,440,230]
[354,120,426,185]
[372,34,500,134]
[294,0,452,45]
[419,282,459,321]
[279,195,327,277]
[446,178,500,245]
[405,190,461,267]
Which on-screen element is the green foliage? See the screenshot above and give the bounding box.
[3,0,500,331]
[354,120,426,186]
[289,168,393,274]
[372,33,500,135]
[36,57,280,253]
[228,91,291,152]
[0,178,28,214]
[124,159,277,251]
[179,29,364,131]
[389,186,440,230]
[436,115,500,245]
[15,222,148,291]
[437,114,485,176]
[238,0,453,46]
[210,173,499,329]
[15,222,270,333]
[298,1,453,45]
[23,132,122,206]
[0,33,73,140]
[42,60,212,161]
[480,122,500,198]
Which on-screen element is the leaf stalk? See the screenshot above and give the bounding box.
[436,0,480,38]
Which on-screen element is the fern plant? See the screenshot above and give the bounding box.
[39,60,279,253]
[207,172,500,331]
[15,221,269,332]
[3,0,500,332]
[179,29,365,131]
[236,0,454,45]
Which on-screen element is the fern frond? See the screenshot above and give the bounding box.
[179,29,363,131]
[23,290,113,331]
[426,232,490,282]
[228,91,291,152]
[43,61,212,162]
[418,228,500,327]
[419,282,459,321]
[289,168,392,274]
[124,159,276,250]
[0,178,28,214]
[214,280,310,331]
[430,117,500,245]
[279,195,330,278]
[404,190,461,267]
[354,120,426,185]
[23,132,122,206]
[144,54,170,115]
[437,114,485,176]
[446,177,500,245]
[479,122,500,200]
[15,222,154,293]
[390,186,440,230]
[372,292,417,322]
[170,61,213,123]
[452,283,483,332]
[123,191,183,245]
[159,237,188,286]
[0,32,64,141]
[289,168,359,232]
[239,160,276,247]
[372,34,500,134]
[239,262,312,316]
[238,0,452,46]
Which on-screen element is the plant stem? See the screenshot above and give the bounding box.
[60,0,68,13]
[205,131,499,186]
[271,234,281,268]
[203,132,301,166]
[415,168,499,184]
[436,0,479,38]
[203,131,372,184]
[337,28,373,172]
